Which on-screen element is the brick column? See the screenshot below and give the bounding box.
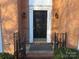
[17,0,29,59]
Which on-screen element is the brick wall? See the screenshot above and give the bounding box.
[1,0,79,54]
[52,0,79,48]
[0,0,18,54]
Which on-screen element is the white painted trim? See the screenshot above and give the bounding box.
[29,0,52,6]
[29,6,52,43]
[29,0,52,43]
[47,10,52,43]
[77,40,79,50]
[29,9,33,43]
[0,28,2,52]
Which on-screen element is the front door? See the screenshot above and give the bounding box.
[33,10,47,41]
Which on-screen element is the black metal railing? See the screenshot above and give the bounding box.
[14,32,19,59]
[53,32,67,49]
[14,32,67,59]
[14,32,27,59]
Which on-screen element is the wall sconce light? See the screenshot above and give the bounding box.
[22,12,26,19]
[55,12,59,19]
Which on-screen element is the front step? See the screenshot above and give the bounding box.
[26,55,53,59]
[26,51,53,59]
[29,43,53,51]
[26,56,53,59]
[26,43,53,59]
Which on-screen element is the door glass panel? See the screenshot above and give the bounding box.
[33,10,47,40]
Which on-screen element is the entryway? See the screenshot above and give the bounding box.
[29,9,52,43]
[27,0,53,58]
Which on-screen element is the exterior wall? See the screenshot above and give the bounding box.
[18,0,29,43]
[0,0,29,54]
[67,0,79,49]
[53,0,79,49]
[0,0,79,54]
[17,0,29,58]
[0,0,18,54]
[19,0,79,49]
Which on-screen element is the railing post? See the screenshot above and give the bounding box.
[54,32,58,49]
[14,32,19,59]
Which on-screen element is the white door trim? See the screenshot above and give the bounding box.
[0,29,3,52]
[29,6,52,43]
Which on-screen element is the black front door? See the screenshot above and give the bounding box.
[33,10,47,40]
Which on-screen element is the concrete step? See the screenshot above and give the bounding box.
[26,43,53,51]
[26,43,53,59]
[26,52,53,59]
[26,56,53,59]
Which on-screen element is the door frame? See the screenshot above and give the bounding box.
[29,6,52,43]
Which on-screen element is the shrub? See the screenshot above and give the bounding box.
[54,48,79,59]
[0,53,14,59]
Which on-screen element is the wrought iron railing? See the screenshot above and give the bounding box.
[14,32,67,59]
[14,32,19,59]
[53,32,67,49]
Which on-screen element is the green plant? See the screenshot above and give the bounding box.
[54,48,79,59]
[0,53,14,59]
